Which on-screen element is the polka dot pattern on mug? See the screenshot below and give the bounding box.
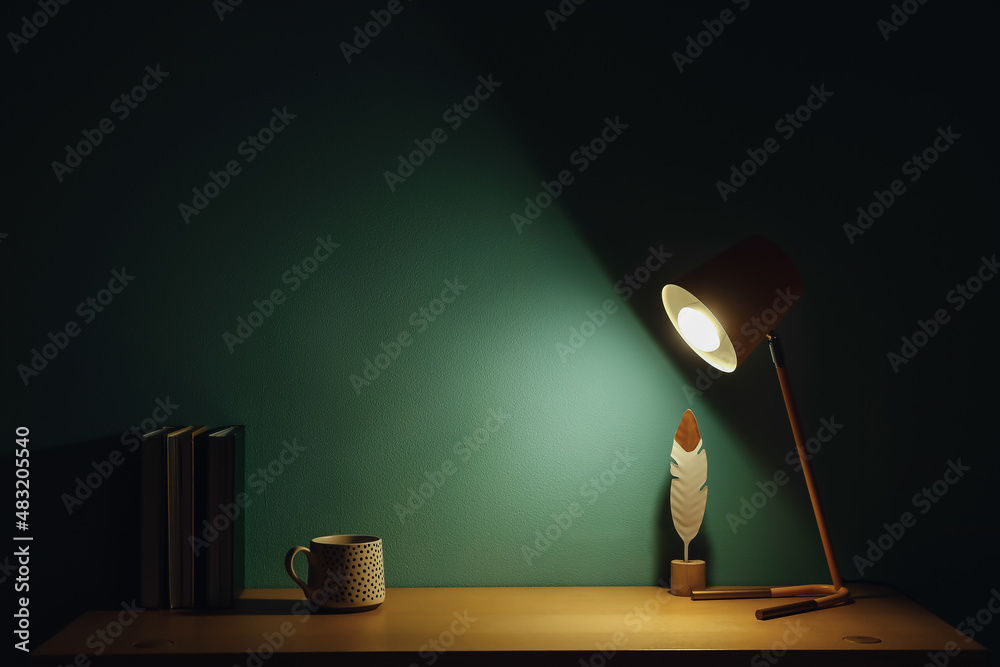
[322,540,385,604]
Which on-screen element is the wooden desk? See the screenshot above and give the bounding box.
[31,584,988,666]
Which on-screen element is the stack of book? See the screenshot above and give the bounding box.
[139,425,245,609]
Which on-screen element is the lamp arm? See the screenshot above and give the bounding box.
[766,333,846,593]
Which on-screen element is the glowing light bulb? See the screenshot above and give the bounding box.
[678,307,721,352]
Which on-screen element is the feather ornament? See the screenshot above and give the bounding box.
[670,409,707,562]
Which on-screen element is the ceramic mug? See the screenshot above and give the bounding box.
[284,535,385,612]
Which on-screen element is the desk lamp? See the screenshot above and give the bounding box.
[661,235,850,620]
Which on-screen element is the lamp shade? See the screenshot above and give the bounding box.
[662,236,803,373]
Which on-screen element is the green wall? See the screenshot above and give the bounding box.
[5,0,997,657]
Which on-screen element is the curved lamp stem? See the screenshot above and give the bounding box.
[692,333,850,619]
[764,333,849,617]
[767,334,844,588]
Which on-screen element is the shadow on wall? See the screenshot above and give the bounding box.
[30,436,144,644]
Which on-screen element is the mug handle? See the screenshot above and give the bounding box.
[285,546,316,600]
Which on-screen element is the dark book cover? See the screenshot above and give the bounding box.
[138,426,176,610]
[190,426,210,608]
[195,427,221,608]
[165,426,204,608]
[205,425,245,607]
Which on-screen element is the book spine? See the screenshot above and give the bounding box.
[205,437,224,607]
[179,433,194,608]
[167,435,180,608]
[231,427,245,603]
[193,430,209,609]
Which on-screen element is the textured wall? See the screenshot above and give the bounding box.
[5,0,998,657]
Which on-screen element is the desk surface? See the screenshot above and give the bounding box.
[31,584,988,666]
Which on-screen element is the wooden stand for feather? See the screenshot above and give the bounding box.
[670,559,705,597]
[669,410,707,597]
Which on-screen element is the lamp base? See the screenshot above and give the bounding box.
[669,559,706,597]
[691,584,851,619]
